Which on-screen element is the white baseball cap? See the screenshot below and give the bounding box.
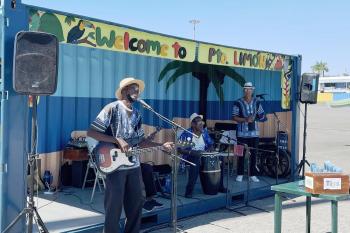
[190,113,203,123]
[243,82,255,89]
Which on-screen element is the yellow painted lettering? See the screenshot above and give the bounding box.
[114,36,123,49]
[160,44,169,56]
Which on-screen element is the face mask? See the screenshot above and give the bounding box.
[127,94,136,103]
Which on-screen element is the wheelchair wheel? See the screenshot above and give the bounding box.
[258,143,276,176]
[264,149,291,178]
[262,153,277,177]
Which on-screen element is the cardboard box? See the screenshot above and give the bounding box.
[305,172,349,195]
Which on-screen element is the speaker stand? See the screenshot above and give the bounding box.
[296,103,310,179]
[2,96,49,233]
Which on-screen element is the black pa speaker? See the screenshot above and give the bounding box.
[299,73,319,104]
[13,31,58,95]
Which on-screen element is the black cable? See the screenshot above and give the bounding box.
[88,203,105,215]
[62,191,105,214]
[22,96,30,199]
[36,192,59,210]
[34,189,105,215]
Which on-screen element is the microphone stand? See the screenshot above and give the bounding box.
[139,101,197,233]
[273,112,281,185]
[217,133,237,210]
[218,133,269,216]
[229,144,269,215]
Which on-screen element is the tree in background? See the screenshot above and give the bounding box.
[311,61,329,76]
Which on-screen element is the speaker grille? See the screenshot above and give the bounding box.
[13,31,58,95]
[299,73,320,104]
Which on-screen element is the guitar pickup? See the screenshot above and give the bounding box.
[99,154,105,163]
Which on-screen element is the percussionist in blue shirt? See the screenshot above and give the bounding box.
[178,113,227,198]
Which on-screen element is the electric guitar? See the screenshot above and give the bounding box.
[93,140,194,174]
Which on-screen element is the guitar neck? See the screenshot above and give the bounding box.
[127,145,164,157]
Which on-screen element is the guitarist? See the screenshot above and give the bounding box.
[87,77,173,233]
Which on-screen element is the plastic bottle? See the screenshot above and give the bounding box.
[43,170,52,189]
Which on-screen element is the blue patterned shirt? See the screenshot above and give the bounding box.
[91,100,144,170]
[178,128,214,151]
[232,97,266,138]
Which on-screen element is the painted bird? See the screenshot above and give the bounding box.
[67,20,95,44]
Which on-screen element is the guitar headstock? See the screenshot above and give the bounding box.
[176,140,195,149]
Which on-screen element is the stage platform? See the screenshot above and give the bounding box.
[34,172,288,233]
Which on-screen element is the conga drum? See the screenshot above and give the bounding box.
[199,152,221,195]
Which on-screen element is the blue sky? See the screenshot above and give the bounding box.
[23,0,350,75]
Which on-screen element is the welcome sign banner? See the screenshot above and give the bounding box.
[198,42,288,71]
[29,9,197,62]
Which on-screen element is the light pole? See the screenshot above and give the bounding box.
[189,19,200,40]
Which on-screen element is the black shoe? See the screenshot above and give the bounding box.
[185,193,193,198]
[143,200,156,212]
[218,187,228,193]
[150,199,164,208]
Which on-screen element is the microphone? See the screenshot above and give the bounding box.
[138,99,153,109]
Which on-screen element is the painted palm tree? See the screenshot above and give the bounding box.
[311,61,329,77]
[158,60,245,118]
[29,10,65,42]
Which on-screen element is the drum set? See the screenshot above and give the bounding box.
[194,134,292,196]
[209,130,291,180]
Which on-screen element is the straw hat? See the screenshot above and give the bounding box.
[115,77,145,99]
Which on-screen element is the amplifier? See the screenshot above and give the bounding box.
[63,148,88,161]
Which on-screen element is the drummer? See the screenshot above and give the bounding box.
[178,113,227,198]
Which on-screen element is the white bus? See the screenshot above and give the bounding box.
[319,76,350,93]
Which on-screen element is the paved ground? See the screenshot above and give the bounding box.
[142,104,350,233]
[300,103,350,172]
